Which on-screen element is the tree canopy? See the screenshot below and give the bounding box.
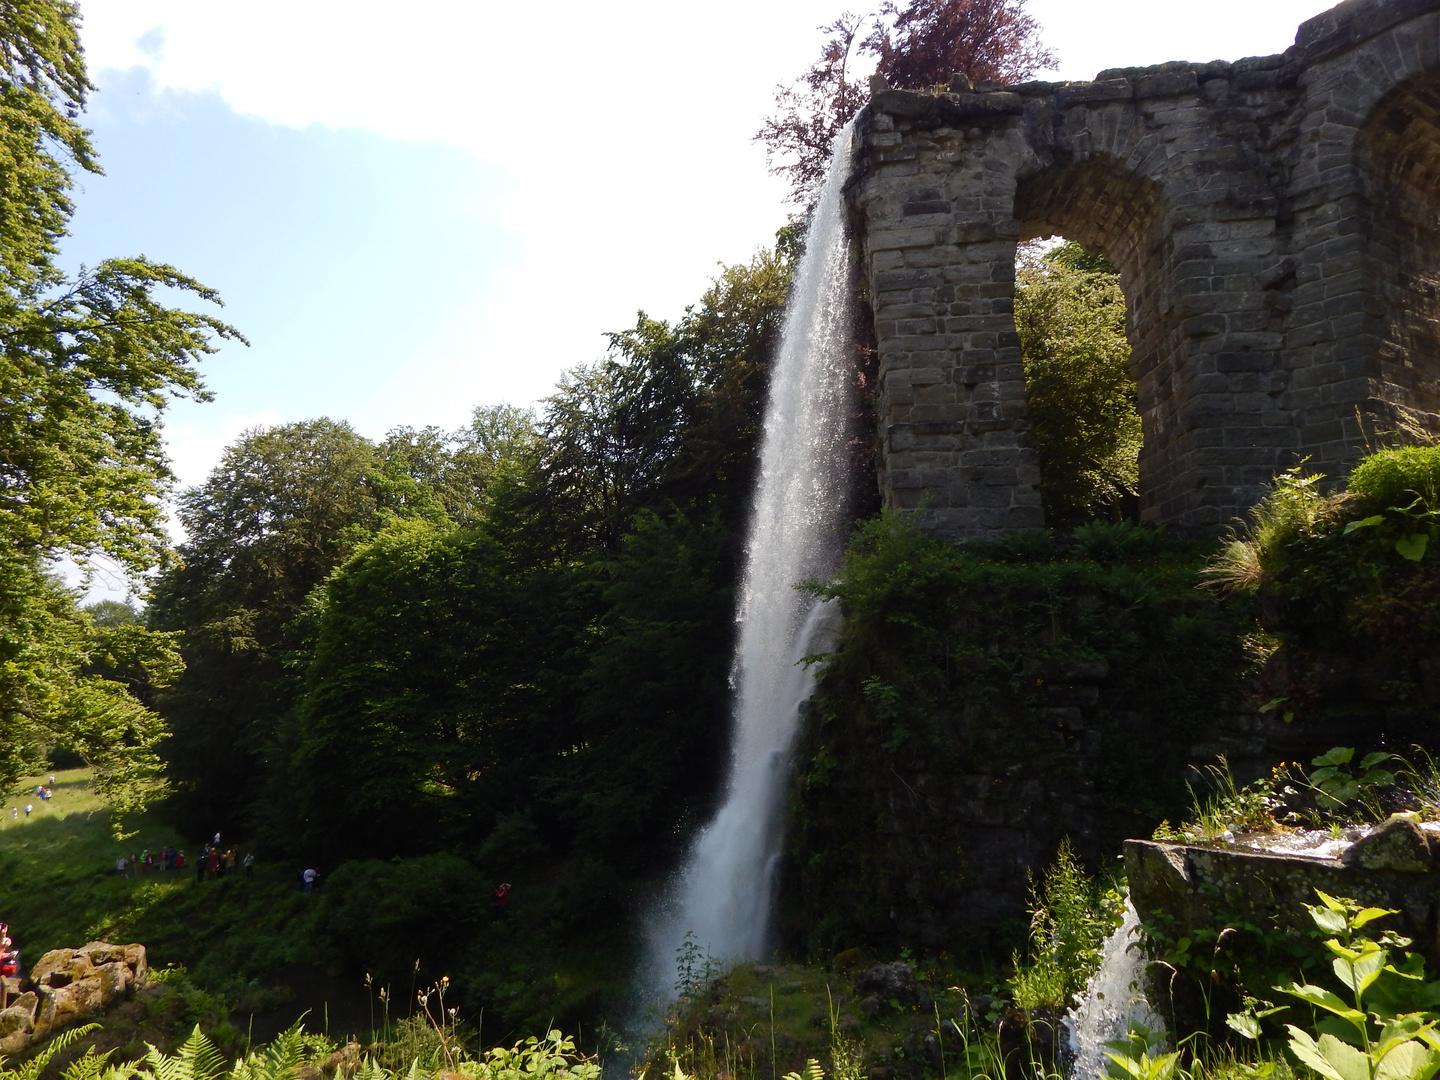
[0,0,239,821]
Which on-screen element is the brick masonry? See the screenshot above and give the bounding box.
[852,0,1440,538]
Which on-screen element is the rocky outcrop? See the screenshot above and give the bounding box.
[0,942,147,1054]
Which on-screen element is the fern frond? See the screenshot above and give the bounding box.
[347,1057,388,1080]
[61,1047,116,1080]
[230,1020,309,1080]
[6,1023,104,1080]
[781,1060,825,1080]
[142,1026,224,1080]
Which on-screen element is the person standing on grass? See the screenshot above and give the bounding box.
[23,805,31,818]
[243,853,254,879]
[205,846,219,879]
[492,882,511,920]
[195,846,206,881]
[302,867,317,894]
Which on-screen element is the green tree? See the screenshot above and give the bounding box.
[534,246,790,556]
[0,0,238,817]
[288,518,564,859]
[1015,241,1140,526]
[150,420,388,836]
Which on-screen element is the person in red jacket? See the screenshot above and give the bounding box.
[492,882,511,920]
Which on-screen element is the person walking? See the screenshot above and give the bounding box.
[23,805,31,818]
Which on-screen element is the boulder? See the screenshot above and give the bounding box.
[96,962,131,1001]
[30,948,94,989]
[0,1002,33,1039]
[1343,817,1433,872]
[33,979,106,1040]
[853,962,919,1005]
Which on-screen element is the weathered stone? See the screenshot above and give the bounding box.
[0,1003,33,1039]
[33,979,105,1040]
[1126,837,1440,967]
[853,961,920,1004]
[5,942,146,1053]
[1343,816,1434,872]
[30,949,92,988]
[854,0,1440,541]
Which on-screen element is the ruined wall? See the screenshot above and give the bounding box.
[854,0,1440,539]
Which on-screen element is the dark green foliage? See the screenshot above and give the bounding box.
[321,854,489,980]
[1208,447,1440,726]
[1015,242,1140,526]
[288,519,557,859]
[150,420,391,838]
[782,513,1246,958]
[544,509,733,860]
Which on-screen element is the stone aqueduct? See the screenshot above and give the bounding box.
[853,0,1440,538]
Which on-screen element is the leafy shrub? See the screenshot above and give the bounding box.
[1347,446,1440,514]
[322,854,487,987]
[1009,839,1124,1008]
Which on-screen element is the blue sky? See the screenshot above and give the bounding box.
[66,0,1331,596]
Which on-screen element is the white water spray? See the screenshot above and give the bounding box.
[642,124,858,995]
[1065,900,1169,1080]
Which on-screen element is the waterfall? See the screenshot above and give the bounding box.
[642,123,858,998]
[1064,900,1169,1080]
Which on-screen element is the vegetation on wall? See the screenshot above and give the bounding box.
[1208,445,1440,728]
[780,513,1249,958]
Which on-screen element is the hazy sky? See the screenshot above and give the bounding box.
[65,0,1334,598]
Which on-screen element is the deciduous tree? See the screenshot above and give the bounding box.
[757,0,1055,203]
[0,0,238,819]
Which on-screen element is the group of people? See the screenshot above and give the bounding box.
[110,835,255,881]
[196,843,253,880]
[115,847,187,875]
[8,775,57,821]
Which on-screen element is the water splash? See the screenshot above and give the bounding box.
[641,123,858,996]
[1065,900,1169,1080]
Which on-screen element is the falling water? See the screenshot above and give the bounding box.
[1064,900,1169,1080]
[642,123,858,996]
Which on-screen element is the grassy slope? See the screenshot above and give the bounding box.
[0,769,325,990]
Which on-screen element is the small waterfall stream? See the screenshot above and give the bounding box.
[642,123,858,996]
[1064,900,1169,1080]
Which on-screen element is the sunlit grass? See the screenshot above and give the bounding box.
[0,769,319,989]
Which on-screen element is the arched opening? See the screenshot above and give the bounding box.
[1358,68,1440,439]
[1013,159,1174,526]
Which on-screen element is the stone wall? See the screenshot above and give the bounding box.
[853,0,1440,539]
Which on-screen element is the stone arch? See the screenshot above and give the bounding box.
[1357,67,1440,436]
[1011,158,1175,522]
